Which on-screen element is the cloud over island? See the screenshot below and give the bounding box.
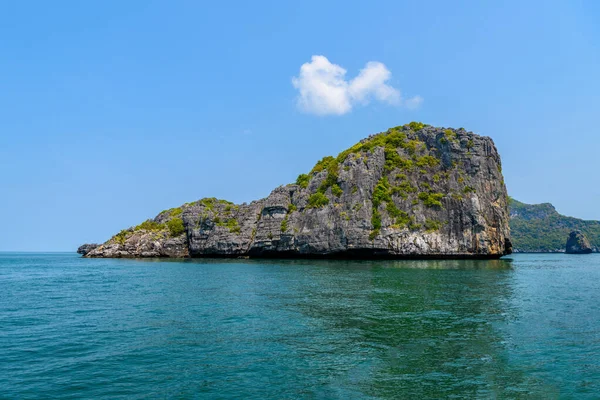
[292,55,422,116]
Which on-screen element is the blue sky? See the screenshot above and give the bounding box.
[1,0,599,251]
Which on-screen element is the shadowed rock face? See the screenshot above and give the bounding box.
[85,123,512,259]
[565,230,592,254]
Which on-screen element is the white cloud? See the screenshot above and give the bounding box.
[291,55,351,115]
[404,95,424,110]
[292,55,421,115]
[348,61,400,105]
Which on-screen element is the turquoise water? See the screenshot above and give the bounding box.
[1,253,599,399]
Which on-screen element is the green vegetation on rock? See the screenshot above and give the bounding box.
[198,197,233,211]
[331,184,343,197]
[169,207,182,217]
[415,155,439,168]
[307,192,329,208]
[451,192,464,201]
[387,203,411,227]
[369,212,382,240]
[408,121,426,131]
[135,220,164,231]
[296,174,310,188]
[372,177,392,208]
[216,218,241,234]
[418,192,444,208]
[370,176,417,236]
[444,129,457,142]
[167,218,185,236]
[315,157,340,194]
[114,229,129,245]
[199,198,217,210]
[391,180,417,199]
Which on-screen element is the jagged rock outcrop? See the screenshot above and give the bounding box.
[77,243,99,255]
[565,230,592,254]
[85,123,512,259]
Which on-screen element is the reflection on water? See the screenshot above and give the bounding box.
[273,258,553,398]
[1,253,599,398]
[131,256,514,270]
[374,258,513,269]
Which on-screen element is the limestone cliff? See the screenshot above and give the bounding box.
[85,123,512,259]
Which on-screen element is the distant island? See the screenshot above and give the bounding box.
[509,198,600,252]
[83,123,512,259]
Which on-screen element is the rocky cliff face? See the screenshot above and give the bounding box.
[565,230,593,254]
[85,123,512,259]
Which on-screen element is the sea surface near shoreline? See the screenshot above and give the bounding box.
[1,252,599,398]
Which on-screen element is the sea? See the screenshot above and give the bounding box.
[1,252,599,399]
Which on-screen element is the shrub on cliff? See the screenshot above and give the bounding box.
[135,220,164,231]
[418,192,444,208]
[296,174,310,188]
[307,192,329,208]
[167,218,185,236]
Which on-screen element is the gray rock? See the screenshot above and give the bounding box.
[77,243,99,255]
[86,124,512,259]
[565,230,592,254]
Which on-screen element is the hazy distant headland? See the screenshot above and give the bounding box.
[509,198,600,253]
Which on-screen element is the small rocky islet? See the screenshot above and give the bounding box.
[84,122,512,259]
[566,230,593,254]
[77,243,99,256]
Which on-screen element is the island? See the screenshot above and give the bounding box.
[84,123,512,259]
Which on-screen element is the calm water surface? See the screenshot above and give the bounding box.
[1,253,599,399]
